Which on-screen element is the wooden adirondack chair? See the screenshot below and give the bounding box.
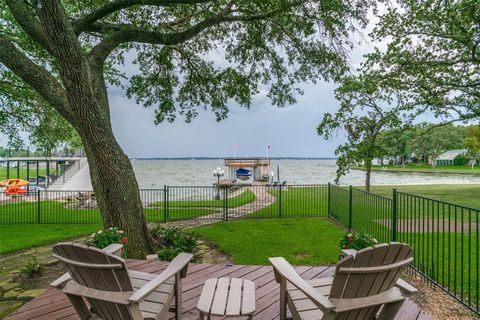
[50,242,193,320]
[269,242,417,320]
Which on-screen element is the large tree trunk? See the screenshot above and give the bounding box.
[365,158,372,192]
[69,63,154,259]
[79,120,154,258]
[37,1,155,258]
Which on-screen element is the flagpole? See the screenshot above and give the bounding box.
[267,143,270,178]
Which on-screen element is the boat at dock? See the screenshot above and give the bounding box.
[236,168,252,180]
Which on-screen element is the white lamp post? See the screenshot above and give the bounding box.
[213,167,225,199]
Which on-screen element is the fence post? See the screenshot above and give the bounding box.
[327,183,331,217]
[392,189,398,241]
[348,185,353,232]
[279,183,282,218]
[163,185,168,223]
[37,190,41,224]
[224,188,228,221]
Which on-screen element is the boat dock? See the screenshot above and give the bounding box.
[225,158,271,181]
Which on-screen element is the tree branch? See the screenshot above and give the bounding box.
[73,0,214,34]
[0,35,74,123]
[5,0,55,55]
[89,0,303,63]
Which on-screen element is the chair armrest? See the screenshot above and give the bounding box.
[395,278,417,294]
[341,248,357,258]
[50,272,72,288]
[129,252,193,303]
[103,243,123,256]
[269,257,335,311]
[330,287,405,312]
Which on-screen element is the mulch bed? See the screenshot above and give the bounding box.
[404,272,478,319]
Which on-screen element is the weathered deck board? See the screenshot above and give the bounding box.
[6,259,430,320]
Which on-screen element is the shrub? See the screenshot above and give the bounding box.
[453,154,468,166]
[20,259,45,278]
[157,247,180,261]
[87,227,127,249]
[340,231,378,251]
[151,226,197,261]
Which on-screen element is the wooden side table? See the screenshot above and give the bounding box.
[197,277,256,319]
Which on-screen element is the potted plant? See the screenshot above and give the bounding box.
[339,231,378,259]
[87,227,127,255]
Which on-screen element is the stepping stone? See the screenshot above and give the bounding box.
[0,301,23,319]
[3,289,20,299]
[17,289,46,300]
[44,259,59,266]
[146,254,158,261]
[0,282,20,292]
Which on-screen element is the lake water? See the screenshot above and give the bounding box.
[131,159,480,188]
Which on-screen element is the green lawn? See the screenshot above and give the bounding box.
[370,184,480,209]
[398,231,479,305]
[192,218,343,266]
[0,167,57,180]
[355,164,480,174]
[250,186,328,218]
[0,224,101,255]
[0,200,218,224]
[151,189,256,209]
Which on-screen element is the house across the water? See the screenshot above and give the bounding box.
[435,149,468,166]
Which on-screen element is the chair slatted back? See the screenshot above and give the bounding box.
[329,243,413,320]
[53,242,137,320]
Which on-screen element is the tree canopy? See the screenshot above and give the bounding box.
[0,0,374,125]
[317,71,415,190]
[366,0,480,121]
[464,125,480,166]
[409,123,465,166]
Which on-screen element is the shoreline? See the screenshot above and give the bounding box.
[351,167,480,176]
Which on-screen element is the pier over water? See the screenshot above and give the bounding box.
[224,157,271,181]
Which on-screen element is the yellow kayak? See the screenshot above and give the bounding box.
[0,179,30,187]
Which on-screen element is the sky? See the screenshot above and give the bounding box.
[110,80,345,159]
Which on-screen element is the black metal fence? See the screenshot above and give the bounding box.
[395,191,479,314]
[328,185,479,315]
[0,184,329,224]
[1,182,478,314]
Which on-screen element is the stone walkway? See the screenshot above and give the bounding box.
[203,184,277,220]
[0,238,87,318]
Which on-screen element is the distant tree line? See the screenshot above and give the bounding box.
[377,123,470,168]
[320,121,480,191]
[0,130,83,158]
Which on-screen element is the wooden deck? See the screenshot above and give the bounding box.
[6,259,431,320]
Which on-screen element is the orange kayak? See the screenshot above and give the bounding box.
[0,179,30,187]
[4,186,28,196]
